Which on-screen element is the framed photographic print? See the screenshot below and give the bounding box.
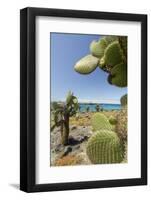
[20,7,147,192]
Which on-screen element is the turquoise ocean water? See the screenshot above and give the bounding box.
[79,103,121,112]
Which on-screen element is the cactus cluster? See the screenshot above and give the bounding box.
[51,91,79,145]
[74,36,127,88]
[73,35,127,165]
[86,113,125,164]
[86,130,124,164]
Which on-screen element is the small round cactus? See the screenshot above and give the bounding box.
[91,113,112,131]
[86,130,124,164]
[74,54,99,74]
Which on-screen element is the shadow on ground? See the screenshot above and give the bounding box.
[9,183,19,190]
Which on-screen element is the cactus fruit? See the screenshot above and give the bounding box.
[91,113,112,131]
[74,54,99,74]
[109,116,117,125]
[86,130,124,164]
[104,41,123,67]
[120,94,127,107]
[115,108,127,141]
[109,62,127,87]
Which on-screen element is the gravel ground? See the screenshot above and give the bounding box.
[50,125,93,166]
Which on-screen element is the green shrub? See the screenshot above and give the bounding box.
[109,116,117,125]
[120,94,127,107]
[115,108,127,141]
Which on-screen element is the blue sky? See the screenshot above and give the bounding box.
[50,33,127,104]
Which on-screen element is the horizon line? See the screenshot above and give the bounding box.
[51,98,120,104]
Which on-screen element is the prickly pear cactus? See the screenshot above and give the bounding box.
[74,35,127,88]
[91,113,112,131]
[86,130,124,164]
[115,108,127,141]
[74,54,99,74]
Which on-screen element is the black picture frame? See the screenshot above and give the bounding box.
[20,7,147,193]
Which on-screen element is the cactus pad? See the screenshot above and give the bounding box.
[86,130,124,164]
[110,62,127,87]
[74,54,99,74]
[103,36,118,45]
[91,113,112,131]
[104,41,123,67]
[73,35,127,88]
[118,36,127,59]
[90,38,107,58]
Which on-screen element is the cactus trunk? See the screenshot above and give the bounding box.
[61,115,69,145]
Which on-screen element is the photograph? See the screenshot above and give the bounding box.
[20,7,147,192]
[50,33,128,166]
